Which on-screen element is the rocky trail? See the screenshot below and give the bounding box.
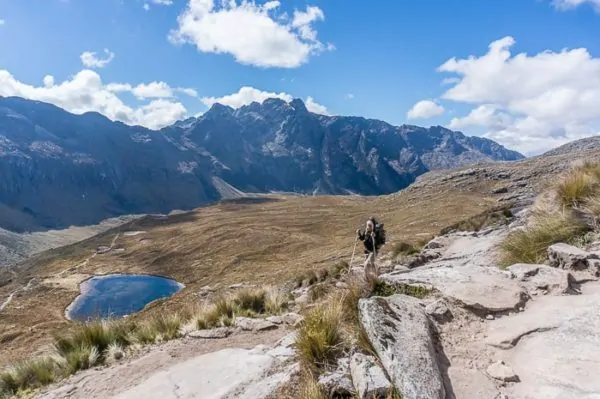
[31,211,600,399]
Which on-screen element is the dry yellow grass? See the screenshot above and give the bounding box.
[0,182,500,364]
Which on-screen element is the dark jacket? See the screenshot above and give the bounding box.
[358,231,376,253]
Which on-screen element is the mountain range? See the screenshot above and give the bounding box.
[0,96,524,232]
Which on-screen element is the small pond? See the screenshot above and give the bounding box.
[66,274,184,322]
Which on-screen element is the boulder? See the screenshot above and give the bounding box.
[425,299,452,322]
[235,317,278,332]
[318,357,355,397]
[547,243,599,271]
[382,265,526,312]
[350,353,394,399]
[187,327,232,339]
[507,263,576,295]
[358,295,445,399]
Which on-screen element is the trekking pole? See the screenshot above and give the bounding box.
[349,236,358,270]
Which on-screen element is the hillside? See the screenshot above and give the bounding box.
[0,136,596,368]
[0,96,523,233]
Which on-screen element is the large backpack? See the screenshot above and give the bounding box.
[371,218,386,249]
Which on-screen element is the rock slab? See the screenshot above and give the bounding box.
[350,353,393,399]
[547,243,598,271]
[485,289,600,398]
[507,263,575,295]
[486,361,520,382]
[358,295,445,399]
[235,317,278,332]
[382,265,525,312]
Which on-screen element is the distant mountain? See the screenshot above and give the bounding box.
[0,96,524,232]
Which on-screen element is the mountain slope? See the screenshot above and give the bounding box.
[0,96,523,232]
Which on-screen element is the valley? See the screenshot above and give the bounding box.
[1,135,598,369]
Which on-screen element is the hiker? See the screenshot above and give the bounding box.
[356,217,385,279]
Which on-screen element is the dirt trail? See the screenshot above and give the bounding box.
[35,328,289,399]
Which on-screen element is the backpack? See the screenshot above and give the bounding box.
[371,218,386,248]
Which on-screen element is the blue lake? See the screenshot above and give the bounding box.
[66,274,184,322]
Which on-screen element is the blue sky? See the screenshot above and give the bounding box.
[1,0,600,154]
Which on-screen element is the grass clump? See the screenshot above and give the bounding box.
[295,300,344,370]
[368,278,431,299]
[499,210,588,266]
[555,163,600,208]
[298,372,327,399]
[0,358,59,397]
[389,242,422,258]
[440,205,513,235]
[295,262,349,288]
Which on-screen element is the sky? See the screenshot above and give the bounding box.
[1,0,600,155]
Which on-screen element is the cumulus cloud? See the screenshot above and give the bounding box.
[407,100,445,120]
[201,86,329,115]
[437,36,600,155]
[0,69,188,130]
[80,49,115,68]
[169,0,333,68]
[551,0,600,11]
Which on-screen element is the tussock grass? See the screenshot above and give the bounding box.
[298,372,327,399]
[295,300,344,370]
[295,262,349,288]
[499,210,588,266]
[265,286,289,315]
[440,205,513,235]
[555,172,598,208]
[389,242,423,258]
[0,358,58,396]
[61,344,99,375]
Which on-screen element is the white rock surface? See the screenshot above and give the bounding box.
[507,263,576,295]
[383,264,525,312]
[486,360,519,382]
[359,295,445,399]
[110,333,296,399]
[446,367,500,399]
[485,288,600,398]
[350,353,393,399]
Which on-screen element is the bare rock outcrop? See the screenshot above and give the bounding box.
[358,295,445,399]
[349,353,394,399]
[547,243,600,274]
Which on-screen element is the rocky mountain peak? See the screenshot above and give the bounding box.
[0,96,529,232]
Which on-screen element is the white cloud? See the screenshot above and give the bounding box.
[346,93,355,100]
[152,0,173,4]
[169,0,333,68]
[80,49,115,68]
[144,3,150,11]
[437,36,600,154]
[0,69,187,130]
[407,100,445,120]
[448,105,513,130]
[551,0,600,11]
[132,81,173,99]
[201,86,329,115]
[0,19,5,26]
